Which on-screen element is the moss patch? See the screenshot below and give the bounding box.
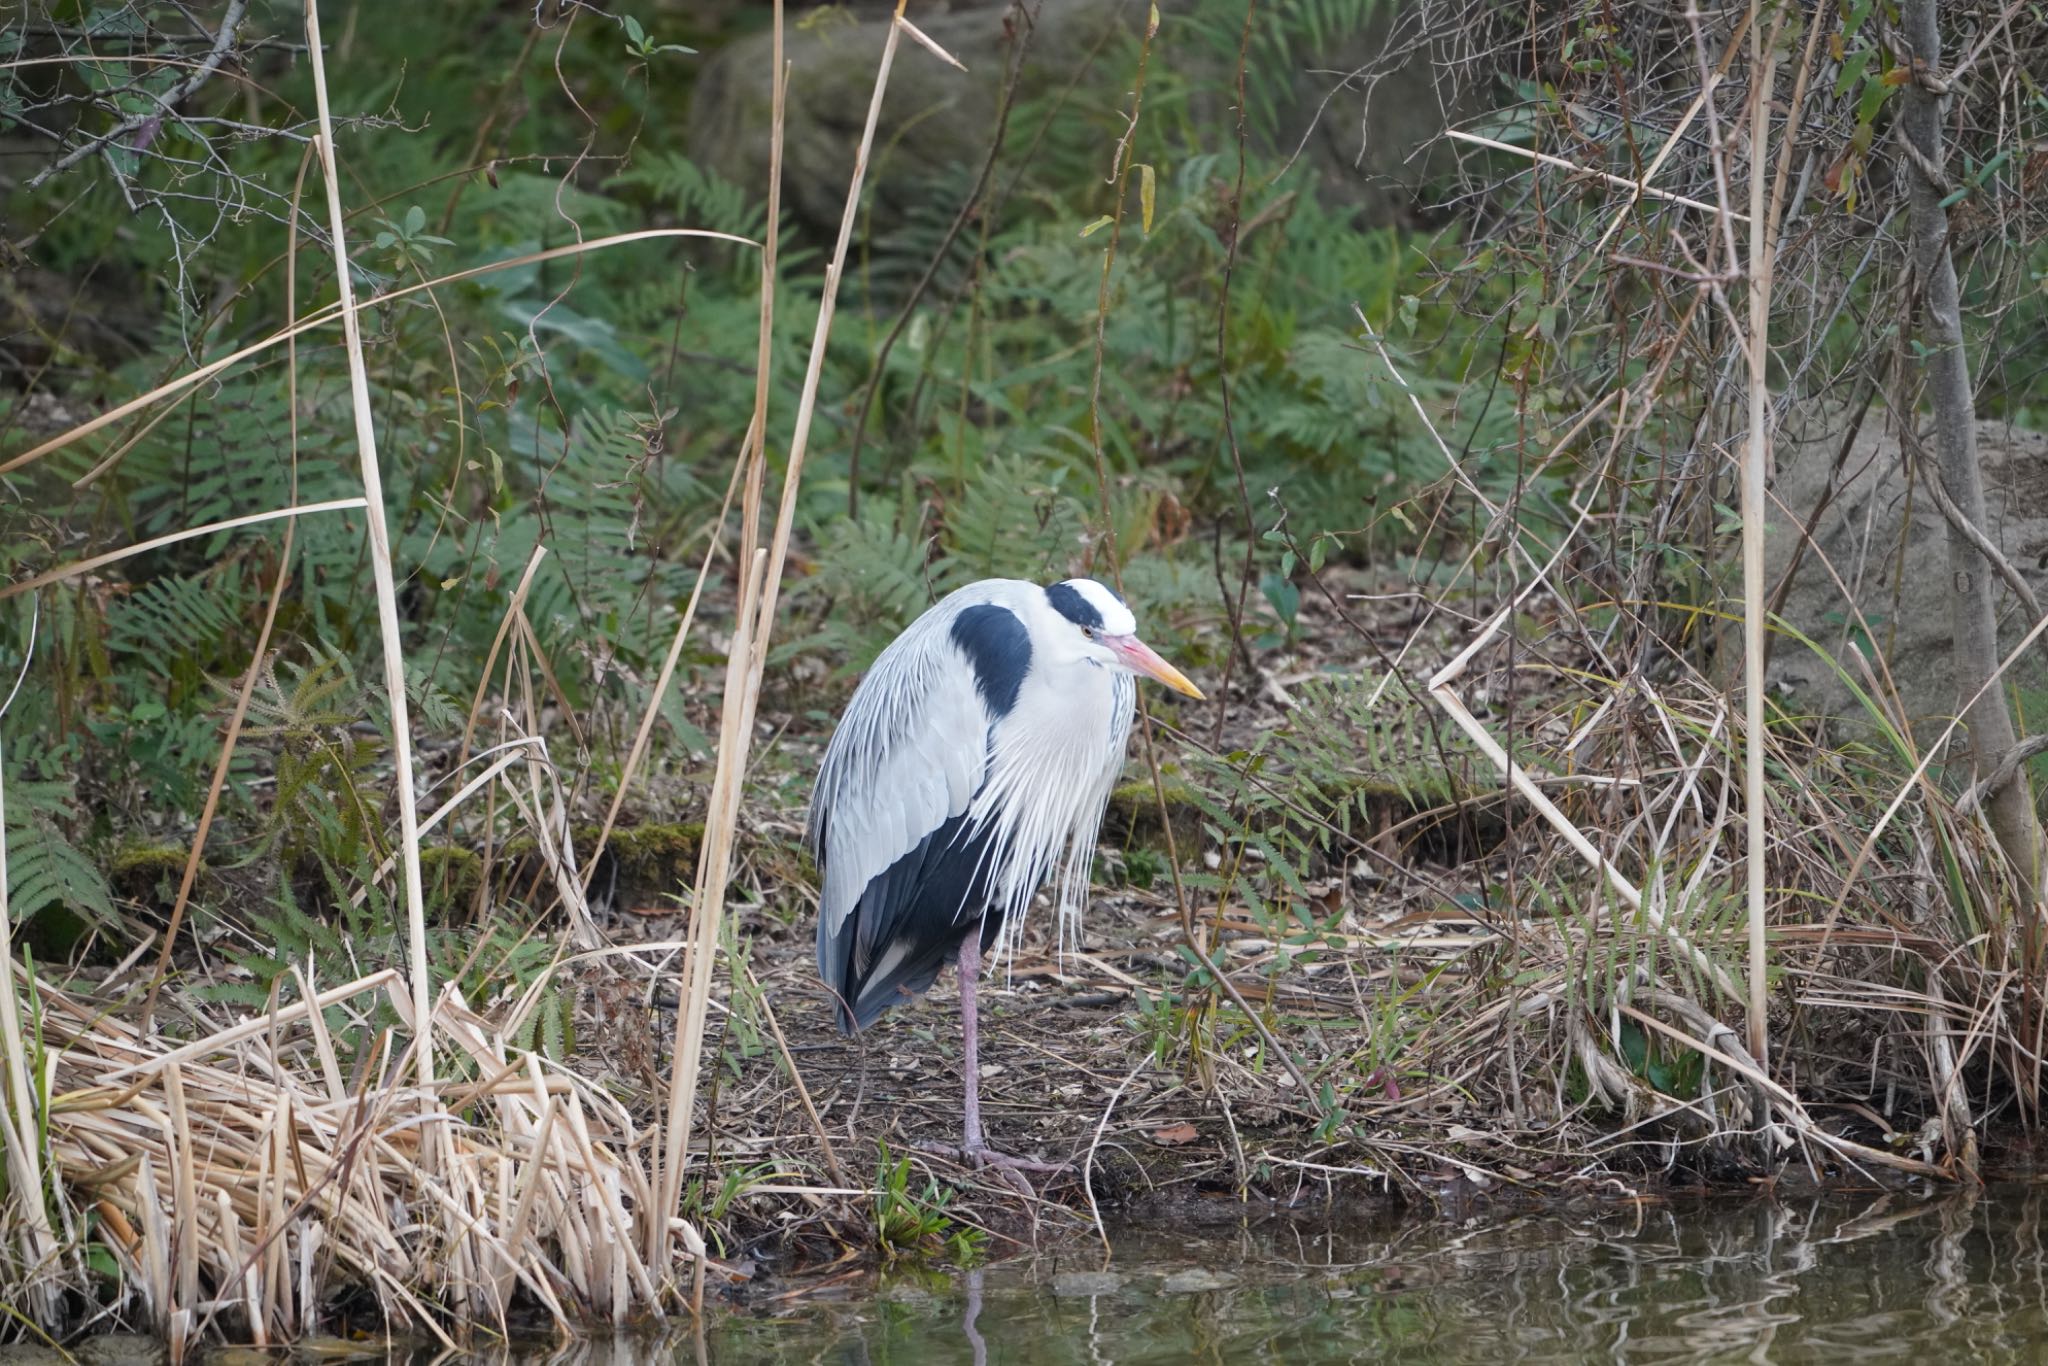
[496,821,706,909]
[1104,779,1206,852]
[420,844,483,917]
[109,843,194,904]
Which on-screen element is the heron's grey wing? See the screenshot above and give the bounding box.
[810,600,993,1008]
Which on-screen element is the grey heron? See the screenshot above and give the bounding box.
[809,577,1203,1169]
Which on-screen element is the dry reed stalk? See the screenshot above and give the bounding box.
[92,971,400,1085]
[1740,0,1778,1066]
[303,0,433,1091]
[652,547,767,1275]
[743,2,932,662]
[735,13,788,593]
[0,745,62,1325]
[655,0,927,1291]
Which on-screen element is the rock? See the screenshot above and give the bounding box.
[1159,1266,1239,1293]
[683,0,1467,247]
[1765,415,2048,729]
[75,1336,165,1366]
[1052,1269,1126,1296]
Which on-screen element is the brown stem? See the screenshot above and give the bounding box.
[1899,0,2044,902]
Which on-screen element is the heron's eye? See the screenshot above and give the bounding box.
[1082,626,1096,641]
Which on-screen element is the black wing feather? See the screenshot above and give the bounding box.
[820,809,1006,1033]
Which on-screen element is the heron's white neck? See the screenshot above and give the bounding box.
[965,653,1131,963]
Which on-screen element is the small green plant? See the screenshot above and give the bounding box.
[682,1161,781,1255]
[1129,981,1188,1064]
[370,205,455,273]
[872,1146,985,1264]
[1616,1017,1705,1098]
[1118,847,1165,891]
[619,13,696,61]
[718,918,768,1080]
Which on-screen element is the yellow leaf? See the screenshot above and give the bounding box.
[1079,214,1114,238]
[1138,163,1156,234]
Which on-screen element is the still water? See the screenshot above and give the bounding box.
[698,1185,2048,1363]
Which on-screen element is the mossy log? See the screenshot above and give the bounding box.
[1105,765,1512,869]
[494,822,707,912]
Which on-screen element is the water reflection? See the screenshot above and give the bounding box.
[235,1187,2048,1364]
[694,1184,2048,1364]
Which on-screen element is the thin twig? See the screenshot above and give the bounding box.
[1445,128,1748,221]
[24,0,251,191]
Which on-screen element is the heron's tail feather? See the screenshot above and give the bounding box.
[839,952,950,1034]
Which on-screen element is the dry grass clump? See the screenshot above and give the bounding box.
[30,966,650,1348]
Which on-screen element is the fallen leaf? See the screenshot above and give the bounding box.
[1151,1121,1199,1146]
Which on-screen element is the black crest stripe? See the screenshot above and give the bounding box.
[950,603,1032,715]
[1044,582,1103,630]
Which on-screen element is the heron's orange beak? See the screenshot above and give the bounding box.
[1104,634,1205,700]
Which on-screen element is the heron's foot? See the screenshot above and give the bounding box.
[965,1142,1063,1200]
[962,1142,1067,1177]
[916,1140,1067,1196]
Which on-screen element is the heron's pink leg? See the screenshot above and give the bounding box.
[959,929,987,1153]
[951,929,1062,1179]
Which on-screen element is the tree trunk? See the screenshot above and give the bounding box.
[1900,0,2045,901]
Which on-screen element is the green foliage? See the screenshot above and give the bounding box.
[799,508,934,673]
[872,1146,985,1265]
[1184,673,1502,891]
[213,871,362,1005]
[212,865,573,1061]
[2,774,115,932]
[445,921,576,1061]
[0,0,1472,981]
[682,1161,781,1256]
[1129,982,1186,1065]
[717,916,768,1080]
[1616,1016,1705,1098]
[1544,876,1748,1022]
[242,649,386,873]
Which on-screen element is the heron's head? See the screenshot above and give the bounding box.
[1044,579,1205,700]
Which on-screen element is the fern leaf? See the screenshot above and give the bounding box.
[3,777,114,928]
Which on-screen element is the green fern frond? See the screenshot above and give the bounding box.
[3,776,115,928]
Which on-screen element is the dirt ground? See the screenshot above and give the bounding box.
[557,563,1762,1275]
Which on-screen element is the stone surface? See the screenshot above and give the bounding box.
[1159,1266,1240,1293]
[684,0,1465,245]
[1765,415,2048,730]
[1051,1269,1127,1296]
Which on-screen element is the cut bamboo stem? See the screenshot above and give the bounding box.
[1742,0,1778,1067]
